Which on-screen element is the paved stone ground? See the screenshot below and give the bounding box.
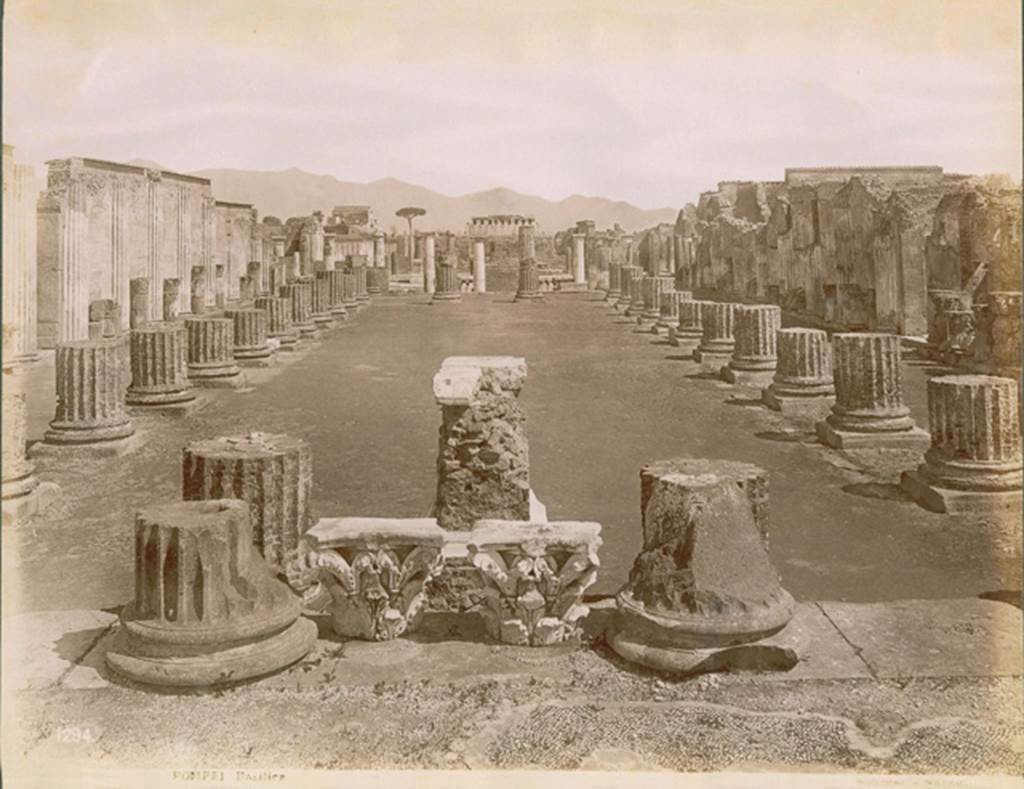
[3,292,1022,781]
[5,292,1020,612]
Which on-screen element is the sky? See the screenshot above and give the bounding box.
[3,0,1021,209]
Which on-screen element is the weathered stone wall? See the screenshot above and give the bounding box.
[3,146,39,366]
[214,201,256,301]
[37,158,216,347]
[669,166,1020,337]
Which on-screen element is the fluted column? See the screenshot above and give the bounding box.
[162,279,181,321]
[367,267,389,295]
[640,275,673,326]
[182,433,313,573]
[473,239,486,293]
[654,290,681,335]
[126,322,195,407]
[572,233,586,285]
[255,295,298,351]
[280,282,316,338]
[423,234,437,294]
[694,302,737,373]
[3,393,42,521]
[2,148,40,365]
[310,274,334,327]
[817,333,929,449]
[762,328,835,417]
[669,298,707,351]
[353,265,370,304]
[901,375,1021,513]
[105,500,316,687]
[514,258,543,302]
[605,262,622,304]
[324,270,348,319]
[723,305,781,385]
[373,232,386,269]
[625,273,646,317]
[432,264,462,303]
[184,317,242,387]
[617,266,640,310]
[340,272,359,311]
[518,225,536,260]
[225,308,272,365]
[32,338,135,455]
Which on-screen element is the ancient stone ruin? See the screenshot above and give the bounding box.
[816,332,929,450]
[432,356,534,530]
[105,500,317,687]
[608,458,797,675]
[901,375,1022,514]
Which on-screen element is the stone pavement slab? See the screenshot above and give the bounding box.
[820,598,1023,678]
[3,609,117,691]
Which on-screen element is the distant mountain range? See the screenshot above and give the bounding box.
[175,166,677,233]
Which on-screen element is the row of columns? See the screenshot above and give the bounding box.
[20,262,376,465]
[608,273,1022,517]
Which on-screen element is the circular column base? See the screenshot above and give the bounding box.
[105,616,317,688]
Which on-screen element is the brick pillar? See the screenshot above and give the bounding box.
[432,357,533,530]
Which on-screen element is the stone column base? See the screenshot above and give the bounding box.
[900,468,1023,515]
[722,365,777,387]
[607,620,800,676]
[126,387,198,410]
[816,420,930,450]
[513,292,544,302]
[605,291,621,304]
[188,363,245,389]
[607,589,798,676]
[2,480,60,525]
[30,431,136,459]
[295,322,319,339]
[693,348,733,375]
[431,292,463,303]
[105,616,317,687]
[312,312,334,328]
[761,387,835,420]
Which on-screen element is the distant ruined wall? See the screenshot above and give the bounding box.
[214,201,256,301]
[667,168,1021,337]
[36,158,216,346]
